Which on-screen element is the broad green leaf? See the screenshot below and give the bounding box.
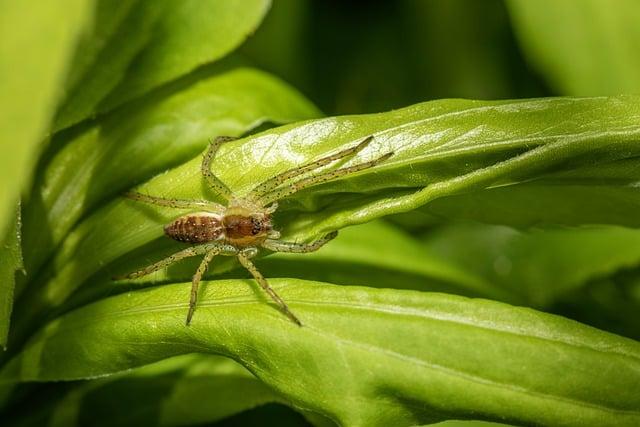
[52,0,167,131]
[0,209,23,348]
[506,0,640,95]
[417,160,640,228]
[423,224,640,308]
[61,0,140,93]
[54,0,271,131]
[21,66,320,288]
[21,96,640,332]
[0,0,93,237]
[94,0,270,126]
[3,280,639,426]
[43,355,286,427]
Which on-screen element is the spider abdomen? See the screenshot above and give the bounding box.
[164,213,224,243]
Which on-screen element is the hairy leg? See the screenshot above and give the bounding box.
[259,151,393,206]
[113,243,234,280]
[202,136,237,200]
[125,192,224,212]
[249,136,374,199]
[261,231,338,253]
[186,249,219,325]
[236,250,302,326]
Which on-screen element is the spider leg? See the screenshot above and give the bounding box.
[202,136,237,201]
[125,192,224,212]
[113,243,226,280]
[186,248,220,325]
[237,250,302,326]
[261,231,338,253]
[249,136,374,199]
[259,151,393,206]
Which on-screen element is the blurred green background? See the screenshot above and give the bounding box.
[244,0,549,115]
[243,0,639,115]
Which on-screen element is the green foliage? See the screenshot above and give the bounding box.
[38,355,286,427]
[54,0,271,131]
[4,280,640,426]
[1,1,640,426]
[424,224,640,309]
[21,66,320,290]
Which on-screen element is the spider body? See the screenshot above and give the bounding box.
[117,135,391,326]
[165,204,274,246]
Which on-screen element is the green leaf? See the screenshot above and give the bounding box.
[417,159,640,228]
[4,280,640,426]
[61,0,141,91]
[0,0,93,237]
[54,0,272,131]
[506,0,640,94]
[0,209,23,348]
[21,66,320,286]
[423,224,640,308]
[52,0,166,131]
[43,355,286,427]
[22,96,640,328]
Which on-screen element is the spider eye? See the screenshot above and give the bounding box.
[251,217,262,235]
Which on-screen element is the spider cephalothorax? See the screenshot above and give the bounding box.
[116,135,392,326]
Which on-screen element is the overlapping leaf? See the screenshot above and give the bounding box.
[53,0,272,131]
[9,92,640,427]
[423,224,640,307]
[21,66,320,287]
[19,355,288,427]
[3,280,639,426]
[18,96,640,327]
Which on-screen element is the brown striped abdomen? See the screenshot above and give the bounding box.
[164,213,223,243]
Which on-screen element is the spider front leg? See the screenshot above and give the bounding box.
[202,136,237,201]
[261,231,338,253]
[237,249,302,326]
[259,151,393,206]
[249,136,375,199]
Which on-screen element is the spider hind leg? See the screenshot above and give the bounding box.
[186,249,219,325]
[112,245,210,280]
[237,250,302,326]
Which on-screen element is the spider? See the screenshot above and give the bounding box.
[116,135,392,326]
